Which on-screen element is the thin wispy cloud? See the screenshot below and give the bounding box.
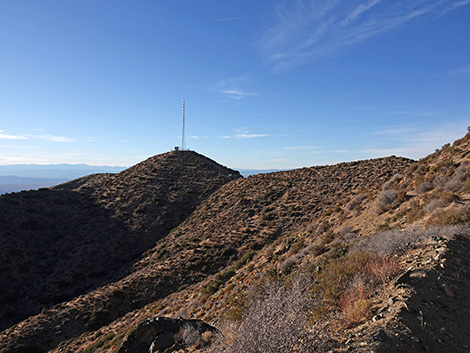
[283,145,319,151]
[367,122,468,159]
[259,0,470,69]
[447,64,470,76]
[223,129,268,139]
[0,130,27,140]
[215,16,253,22]
[223,133,268,139]
[216,76,258,100]
[26,134,76,143]
[381,110,441,117]
[236,133,268,139]
[219,89,258,100]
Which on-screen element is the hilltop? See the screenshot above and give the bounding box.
[0,150,240,332]
[1,133,470,353]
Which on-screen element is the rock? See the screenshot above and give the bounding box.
[118,317,218,353]
[393,269,412,285]
[442,283,454,298]
[372,314,383,322]
[372,329,387,342]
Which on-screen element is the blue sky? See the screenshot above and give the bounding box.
[1,0,469,169]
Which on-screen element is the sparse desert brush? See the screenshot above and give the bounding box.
[319,229,335,246]
[209,277,329,353]
[375,189,398,214]
[288,238,305,255]
[345,193,368,212]
[314,251,376,308]
[429,205,470,227]
[363,256,401,285]
[341,299,372,328]
[382,173,404,191]
[338,274,371,311]
[201,330,214,345]
[311,243,327,257]
[313,248,400,329]
[406,199,426,222]
[444,161,470,192]
[424,191,460,212]
[351,227,425,256]
[201,251,257,295]
[280,258,296,275]
[221,291,250,322]
[416,181,434,194]
[339,224,354,237]
[175,324,202,347]
[78,332,116,353]
[315,224,328,237]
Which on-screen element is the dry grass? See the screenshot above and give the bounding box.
[341,299,373,328]
[430,205,470,226]
[364,256,402,285]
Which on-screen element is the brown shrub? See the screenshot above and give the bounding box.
[364,256,401,284]
[382,173,404,191]
[445,162,470,192]
[430,205,470,226]
[338,274,370,311]
[416,181,434,194]
[375,190,398,214]
[341,299,372,328]
[314,251,376,309]
[351,227,425,256]
[209,277,330,352]
[345,193,368,211]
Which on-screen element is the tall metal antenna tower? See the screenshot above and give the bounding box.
[181,98,186,150]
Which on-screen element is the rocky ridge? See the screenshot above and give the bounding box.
[0,156,412,352]
[1,132,470,353]
[0,150,240,332]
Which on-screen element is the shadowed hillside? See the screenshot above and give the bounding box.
[2,133,470,353]
[0,156,412,352]
[0,150,240,331]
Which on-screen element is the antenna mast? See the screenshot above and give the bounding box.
[182,98,186,150]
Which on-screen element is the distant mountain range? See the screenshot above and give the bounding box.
[238,168,283,177]
[0,164,126,193]
[0,164,279,193]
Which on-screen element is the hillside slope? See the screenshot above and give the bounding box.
[0,156,412,352]
[2,133,470,353]
[0,150,240,332]
[45,133,470,353]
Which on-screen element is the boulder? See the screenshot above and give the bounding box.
[118,317,217,353]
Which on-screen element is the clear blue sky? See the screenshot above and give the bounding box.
[1,0,469,169]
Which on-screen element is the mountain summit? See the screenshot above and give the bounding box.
[0,150,240,331]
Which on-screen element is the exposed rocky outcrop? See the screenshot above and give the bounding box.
[118,317,217,353]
